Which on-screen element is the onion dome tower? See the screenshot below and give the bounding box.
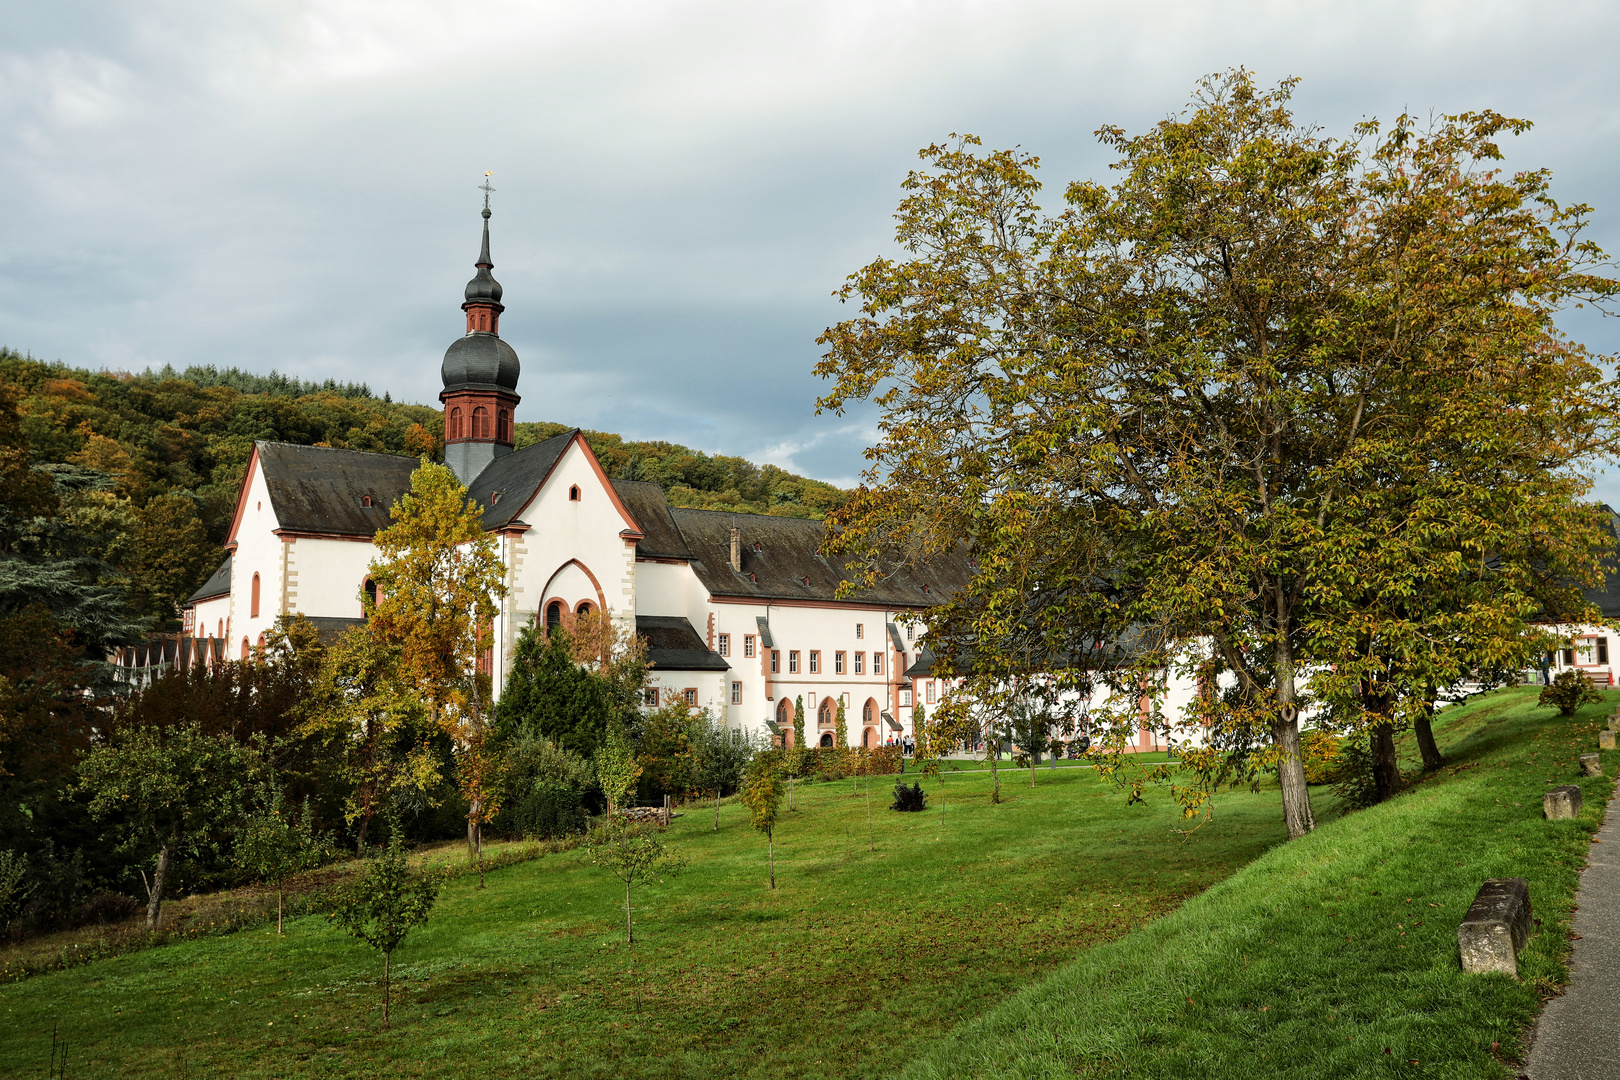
[441,176,521,484]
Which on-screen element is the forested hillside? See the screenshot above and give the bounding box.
[0,350,847,630]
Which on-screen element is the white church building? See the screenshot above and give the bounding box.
[182,201,972,750]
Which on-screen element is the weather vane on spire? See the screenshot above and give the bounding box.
[480,171,495,213]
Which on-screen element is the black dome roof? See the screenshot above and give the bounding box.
[442,332,520,393]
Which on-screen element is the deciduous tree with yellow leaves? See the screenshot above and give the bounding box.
[367,460,507,878]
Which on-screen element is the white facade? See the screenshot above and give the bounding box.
[190,433,950,749]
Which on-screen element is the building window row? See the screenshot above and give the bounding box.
[446,405,512,442]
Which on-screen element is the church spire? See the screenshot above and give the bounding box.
[441,173,521,485]
[463,172,504,331]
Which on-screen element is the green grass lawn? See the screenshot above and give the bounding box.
[0,763,1295,1079]
[901,687,1618,1079]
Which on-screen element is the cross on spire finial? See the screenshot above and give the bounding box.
[480,171,495,217]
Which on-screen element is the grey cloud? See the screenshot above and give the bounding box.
[1,0,1616,495]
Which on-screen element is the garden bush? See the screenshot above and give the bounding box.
[890,781,927,812]
[511,782,588,839]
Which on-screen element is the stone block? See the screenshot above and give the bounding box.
[1581,753,1604,777]
[1545,785,1583,820]
[1608,713,1620,733]
[1602,731,1617,750]
[1458,877,1533,976]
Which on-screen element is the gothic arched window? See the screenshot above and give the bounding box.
[251,572,261,618]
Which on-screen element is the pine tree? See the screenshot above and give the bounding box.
[495,622,614,760]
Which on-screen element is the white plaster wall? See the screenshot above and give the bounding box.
[496,438,640,700]
[646,670,729,715]
[690,599,924,746]
[633,561,692,618]
[540,562,601,614]
[1537,622,1617,687]
[285,537,377,619]
[230,461,285,658]
[191,594,231,640]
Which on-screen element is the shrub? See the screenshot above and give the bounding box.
[890,781,927,812]
[1329,736,1381,811]
[1299,729,1342,786]
[869,745,902,775]
[512,781,588,839]
[1539,669,1604,717]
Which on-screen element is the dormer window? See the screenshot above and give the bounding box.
[569,485,581,501]
[490,491,502,506]
[360,494,373,508]
[749,573,757,583]
[922,584,930,593]
[802,576,811,587]
[753,541,762,552]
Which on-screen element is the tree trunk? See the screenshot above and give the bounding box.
[383,950,391,1029]
[713,789,720,831]
[277,887,284,936]
[626,880,635,945]
[146,829,177,930]
[866,785,873,851]
[1272,643,1315,838]
[1371,722,1401,802]
[768,832,775,889]
[467,798,480,857]
[989,743,1001,805]
[789,776,795,811]
[1414,696,1444,771]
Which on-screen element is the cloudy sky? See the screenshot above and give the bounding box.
[2,0,1617,494]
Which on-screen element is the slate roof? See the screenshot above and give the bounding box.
[256,442,416,537]
[612,480,692,558]
[1581,504,1620,620]
[662,505,971,608]
[302,616,367,644]
[187,554,232,603]
[637,616,729,672]
[465,430,576,530]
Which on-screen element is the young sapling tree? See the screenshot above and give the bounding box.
[585,815,687,944]
[233,786,331,934]
[326,829,441,1028]
[740,750,786,889]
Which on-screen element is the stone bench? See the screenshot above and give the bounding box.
[1545,785,1583,819]
[1458,877,1533,976]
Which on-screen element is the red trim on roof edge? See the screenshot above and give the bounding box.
[223,444,262,550]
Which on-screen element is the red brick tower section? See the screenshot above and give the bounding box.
[440,178,521,483]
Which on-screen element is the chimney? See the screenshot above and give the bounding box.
[730,527,742,573]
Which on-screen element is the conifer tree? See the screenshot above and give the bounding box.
[495,622,614,760]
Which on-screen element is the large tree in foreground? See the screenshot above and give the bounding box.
[816,71,1617,839]
[368,460,507,864]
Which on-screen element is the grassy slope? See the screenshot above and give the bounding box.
[902,687,1617,1080]
[0,767,1294,1079]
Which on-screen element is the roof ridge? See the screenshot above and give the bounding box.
[668,505,827,525]
[256,439,419,463]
